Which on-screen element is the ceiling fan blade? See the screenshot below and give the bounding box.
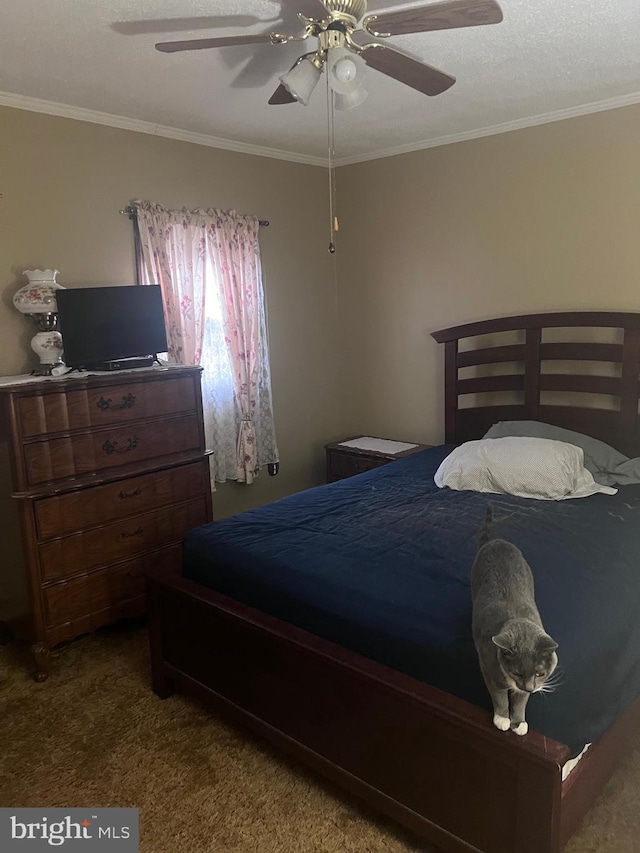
[294,0,330,19]
[268,83,298,105]
[362,44,455,96]
[364,0,503,37]
[155,34,279,53]
[113,16,266,36]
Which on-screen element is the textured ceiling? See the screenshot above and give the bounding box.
[2,0,640,164]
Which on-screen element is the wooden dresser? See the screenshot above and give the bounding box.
[0,365,212,681]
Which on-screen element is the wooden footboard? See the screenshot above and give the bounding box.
[147,570,577,853]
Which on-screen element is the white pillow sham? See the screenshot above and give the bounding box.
[484,420,640,486]
[434,437,617,501]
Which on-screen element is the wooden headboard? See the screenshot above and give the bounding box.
[432,312,640,456]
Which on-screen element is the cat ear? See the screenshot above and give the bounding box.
[537,634,558,652]
[492,634,513,652]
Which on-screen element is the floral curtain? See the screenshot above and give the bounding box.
[133,199,279,484]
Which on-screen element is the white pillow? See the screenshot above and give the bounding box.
[434,437,617,500]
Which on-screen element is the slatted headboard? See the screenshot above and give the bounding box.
[432,312,640,457]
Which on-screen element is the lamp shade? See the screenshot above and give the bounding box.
[327,48,367,98]
[13,269,64,314]
[334,88,368,111]
[280,57,322,106]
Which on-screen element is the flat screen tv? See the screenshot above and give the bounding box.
[56,285,168,369]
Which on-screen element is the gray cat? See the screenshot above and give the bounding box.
[471,507,558,736]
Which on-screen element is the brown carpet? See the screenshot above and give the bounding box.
[1,625,638,853]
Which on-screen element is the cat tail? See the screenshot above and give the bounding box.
[477,504,494,549]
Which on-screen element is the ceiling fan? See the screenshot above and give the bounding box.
[155,0,504,107]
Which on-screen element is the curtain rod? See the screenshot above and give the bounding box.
[119,206,269,227]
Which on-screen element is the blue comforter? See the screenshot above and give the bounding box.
[183,445,640,755]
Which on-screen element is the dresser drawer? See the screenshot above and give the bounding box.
[355,457,387,473]
[327,451,388,481]
[18,375,197,438]
[44,544,182,627]
[24,413,201,486]
[34,460,210,540]
[39,496,209,581]
[46,597,146,648]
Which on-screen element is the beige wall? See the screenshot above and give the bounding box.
[0,106,342,517]
[336,104,640,446]
[5,102,640,517]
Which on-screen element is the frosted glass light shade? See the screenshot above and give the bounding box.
[280,58,322,106]
[333,56,357,84]
[334,88,368,111]
[327,48,367,96]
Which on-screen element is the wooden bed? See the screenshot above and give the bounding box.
[147,311,640,853]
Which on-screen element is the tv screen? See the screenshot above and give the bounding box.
[57,285,168,368]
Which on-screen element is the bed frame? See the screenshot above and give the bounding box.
[147,312,640,853]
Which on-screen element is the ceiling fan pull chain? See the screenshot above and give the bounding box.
[327,69,338,254]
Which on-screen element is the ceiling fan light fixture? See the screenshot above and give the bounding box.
[333,56,358,84]
[327,47,367,96]
[279,56,323,106]
[333,87,368,111]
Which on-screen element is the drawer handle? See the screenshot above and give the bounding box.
[97,393,137,412]
[119,487,142,500]
[120,526,143,540]
[102,435,140,455]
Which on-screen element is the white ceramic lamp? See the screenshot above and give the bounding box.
[13,269,65,374]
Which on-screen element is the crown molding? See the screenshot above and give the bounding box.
[334,90,640,166]
[0,90,327,168]
[3,87,640,170]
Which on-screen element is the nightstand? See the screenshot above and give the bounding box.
[325,436,432,483]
